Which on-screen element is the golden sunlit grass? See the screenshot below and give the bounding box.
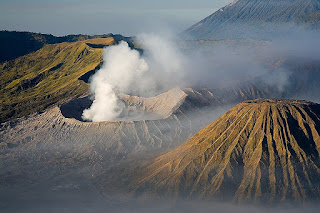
[0,38,116,122]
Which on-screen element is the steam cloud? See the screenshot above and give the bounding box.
[82,34,185,122]
[82,42,150,122]
[81,33,266,122]
[82,31,320,122]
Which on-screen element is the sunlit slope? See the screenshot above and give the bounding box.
[0,38,115,122]
[132,99,320,203]
[0,31,123,62]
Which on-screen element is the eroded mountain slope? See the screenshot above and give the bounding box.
[130,99,320,203]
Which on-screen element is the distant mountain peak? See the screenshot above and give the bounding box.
[184,0,320,40]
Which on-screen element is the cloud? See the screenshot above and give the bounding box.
[82,29,320,122]
[82,34,188,122]
[82,41,151,122]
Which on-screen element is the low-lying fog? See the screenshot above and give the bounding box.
[1,22,320,213]
[2,185,320,213]
[81,29,320,122]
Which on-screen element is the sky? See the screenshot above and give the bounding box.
[0,0,232,36]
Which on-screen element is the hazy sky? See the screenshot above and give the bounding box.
[0,0,232,36]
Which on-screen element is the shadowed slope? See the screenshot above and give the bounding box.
[131,99,320,203]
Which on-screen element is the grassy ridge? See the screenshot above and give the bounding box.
[0,37,115,123]
[0,31,129,63]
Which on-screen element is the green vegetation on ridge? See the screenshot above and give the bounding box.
[0,38,116,123]
[0,31,130,63]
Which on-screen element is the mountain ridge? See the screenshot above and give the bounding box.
[0,30,133,63]
[0,38,107,122]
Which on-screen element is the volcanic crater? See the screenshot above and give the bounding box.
[60,88,188,122]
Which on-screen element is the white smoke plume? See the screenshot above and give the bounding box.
[82,35,185,122]
[82,30,320,122]
[82,41,150,122]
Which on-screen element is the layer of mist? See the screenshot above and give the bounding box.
[2,3,320,210]
[82,29,320,122]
